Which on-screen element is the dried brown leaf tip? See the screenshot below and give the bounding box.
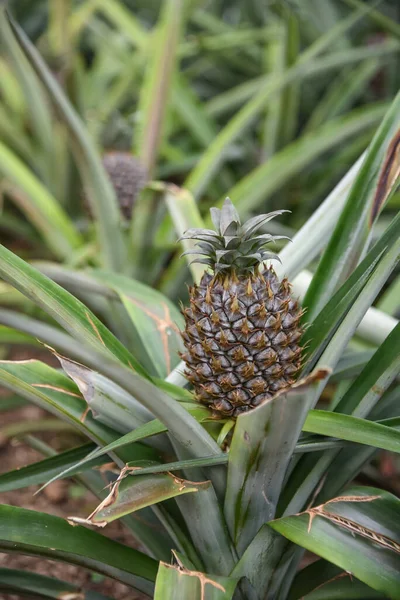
[371,128,400,225]
[68,466,210,528]
[303,494,400,553]
[166,551,227,600]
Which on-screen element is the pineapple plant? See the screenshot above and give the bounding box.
[180,198,303,417]
[0,4,400,600]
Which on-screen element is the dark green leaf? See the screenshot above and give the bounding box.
[225,369,329,554]
[0,567,112,600]
[270,487,400,599]
[0,505,157,593]
[303,91,400,321]
[0,443,105,492]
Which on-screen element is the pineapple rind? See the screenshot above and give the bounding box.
[181,268,303,417]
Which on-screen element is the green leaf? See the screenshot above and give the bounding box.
[262,22,288,159]
[90,270,184,378]
[334,320,400,418]
[0,443,105,492]
[0,246,220,474]
[224,368,329,554]
[9,14,127,272]
[164,184,206,284]
[154,560,238,600]
[303,410,400,454]
[303,91,400,321]
[377,274,400,316]
[0,141,82,259]
[0,360,117,446]
[70,464,211,526]
[56,353,159,436]
[0,567,113,600]
[278,227,400,518]
[0,359,156,464]
[284,319,400,519]
[93,0,148,50]
[136,0,184,175]
[229,524,286,599]
[0,11,54,182]
[341,0,400,37]
[226,95,386,222]
[305,60,381,132]
[303,210,400,373]
[0,418,74,439]
[187,41,398,198]
[0,308,106,367]
[269,487,400,599]
[0,245,148,378]
[171,75,219,149]
[314,404,400,506]
[0,324,38,346]
[128,454,229,476]
[289,559,386,600]
[276,154,364,281]
[331,350,375,381]
[37,409,209,492]
[0,504,157,594]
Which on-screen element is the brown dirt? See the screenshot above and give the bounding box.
[0,401,148,600]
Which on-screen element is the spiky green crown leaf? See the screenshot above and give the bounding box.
[180,198,289,274]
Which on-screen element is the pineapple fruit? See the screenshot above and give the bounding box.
[83,151,148,220]
[180,198,303,417]
[102,152,147,220]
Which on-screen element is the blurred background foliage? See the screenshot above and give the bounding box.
[0,0,399,303]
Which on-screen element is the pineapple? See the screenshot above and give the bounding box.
[180,198,303,418]
[102,152,147,220]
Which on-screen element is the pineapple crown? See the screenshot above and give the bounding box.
[180,198,289,274]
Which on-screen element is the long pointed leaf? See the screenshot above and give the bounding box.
[0,567,112,600]
[224,369,329,554]
[269,487,400,599]
[0,245,148,377]
[136,0,184,175]
[303,410,400,453]
[303,91,400,321]
[0,505,157,593]
[0,142,82,259]
[71,465,210,527]
[9,14,126,271]
[0,443,104,492]
[288,559,385,600]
